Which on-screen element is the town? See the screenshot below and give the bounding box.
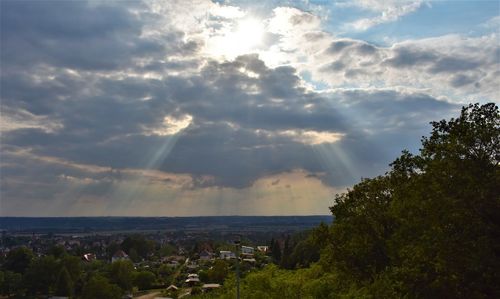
[0,220,321,298]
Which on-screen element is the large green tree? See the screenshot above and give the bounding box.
[3,246,33,274]
[108,260,134,291]
[133,270,156,290]
[82,275,122,299]
[24,255,60,295]
[55,266,74,297]
[325,103,500,298]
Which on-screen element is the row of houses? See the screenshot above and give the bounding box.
[107,244,270,265]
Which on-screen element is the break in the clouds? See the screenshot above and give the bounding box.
[0,0,498,216]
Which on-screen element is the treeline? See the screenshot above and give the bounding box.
[193,103,500,298]
[0,235,169,298]
[0,247,159,298]
[269,231,321,269]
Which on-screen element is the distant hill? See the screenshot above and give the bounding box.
[0,215,333,234]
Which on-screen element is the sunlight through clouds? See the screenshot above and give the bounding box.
[1,0,497,216]
[206,17,266,59]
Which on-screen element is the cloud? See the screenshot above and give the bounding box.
[1,51,459,193]
[345,0,424,31]
[312,35,500,101]
[0,1,493,216]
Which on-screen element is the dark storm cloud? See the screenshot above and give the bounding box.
[1,52,459,189]
[0,0,196,73]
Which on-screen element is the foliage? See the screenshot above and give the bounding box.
[133,270,156,290]
[3,246,34,274]
[121,235,156,260]
[0,270,23,296]
[324,103,500,298]
[81,275,122,299]
[288,232,321,269]
[24,255,60,295]
[206,259,229,283]
[108,260,134,291]
[55,266,74,297]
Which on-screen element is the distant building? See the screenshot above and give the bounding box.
[199,250,213,260]
[243,258,256,263]
[257,246,269,253]
[82,253,96,262]
[166,284,179,291]
[219,250,236,259]
[186,273,200,284]
[241,246,254,255]
[202,283,221,292]
[112,250,129,263]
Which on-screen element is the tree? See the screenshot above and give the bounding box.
[24,255,60,295]
[121,235,155,260]
[60,255,82,283]
[133,270,156,290]
[325,103,500,298]
[3,246,33,274]
[0,271,23,296]
[288,234,320,269]
[280,235,292,269]
[108,260,134,291]
[271,239,281,264]
[55,266,74,297]
[207,260,229,283]
[48,244,67,258]
[82,275,122,299]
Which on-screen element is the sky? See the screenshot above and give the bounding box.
[0,0,499,216]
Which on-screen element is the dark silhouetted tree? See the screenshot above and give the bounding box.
[55,266,73,297]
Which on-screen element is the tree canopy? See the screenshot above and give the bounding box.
[324,103,500,298]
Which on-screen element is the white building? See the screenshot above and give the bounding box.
[219,250,236,259]
[241,246,254,255]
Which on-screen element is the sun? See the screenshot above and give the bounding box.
[234,19,264,51]
[207,18,265,59]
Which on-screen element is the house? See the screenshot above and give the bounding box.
[166,285,178,291]
[185,273,200,285]
[219,250,236,259]
[202,283,221,292]
[257,246,269,253]
[199,250,213,260]
[241,246,254,255]
[82,253,96,262]
[112,250,129,263]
